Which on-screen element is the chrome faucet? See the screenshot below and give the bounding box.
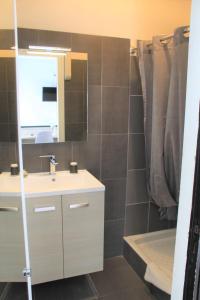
[39,155,59,175]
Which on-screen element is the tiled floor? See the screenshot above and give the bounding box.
[89,257,154,300]
[1,257,155,300]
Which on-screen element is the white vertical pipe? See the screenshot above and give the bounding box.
[171,0,200,299]
[12,0,32,299]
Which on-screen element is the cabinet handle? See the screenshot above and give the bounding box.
[34,206,56,213]
[0,207,19,212]
[69,203,89,209]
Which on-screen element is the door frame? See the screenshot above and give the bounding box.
[183,111,200,299]
[171,0,200,299]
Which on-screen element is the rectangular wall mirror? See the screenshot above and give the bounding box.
[18,49,88,144]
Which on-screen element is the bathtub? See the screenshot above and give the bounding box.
[124,229,176,295]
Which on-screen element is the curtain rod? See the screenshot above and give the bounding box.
[130,27,190,53]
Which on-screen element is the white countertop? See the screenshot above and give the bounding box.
[0,170,105,198]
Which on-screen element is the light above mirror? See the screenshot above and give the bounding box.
[28,45,71,52]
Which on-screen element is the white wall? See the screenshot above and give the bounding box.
[16,0,192,46]
[0,0,14,29]
[171,0,200,299]
[18,55,58,127]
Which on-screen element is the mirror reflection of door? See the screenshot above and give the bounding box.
[18,53,64,143]
[18,50,88,144]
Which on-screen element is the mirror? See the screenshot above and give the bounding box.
[18,49,88,144]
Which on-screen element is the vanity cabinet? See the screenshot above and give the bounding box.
[27,196,63,285]
[0,197,25,282]
[28,191,104,284]
[62,192,104,278]
[0,171,105,285]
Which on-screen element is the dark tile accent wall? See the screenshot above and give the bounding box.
[124,55,169,237]
[0,58,18,143]
[0,29,15,50]
[0,30,18,172]
[65,60,87,141]
[0,28,173,259]
[124,55,149,236]
[17,28,130,258]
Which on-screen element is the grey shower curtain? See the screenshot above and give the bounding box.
[138,27,189,220]
[137,41,153,193]
[164,27,189,203]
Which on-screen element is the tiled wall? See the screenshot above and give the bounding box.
[124,55,173,238]
[18,28,130,258]
[65,60,87,141]
[0,30,18,172]
[0,58,18,143]
[0,28,173,259]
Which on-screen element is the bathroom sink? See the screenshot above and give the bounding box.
[0,170,105,198]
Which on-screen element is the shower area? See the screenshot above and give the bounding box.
[124,25,189,299]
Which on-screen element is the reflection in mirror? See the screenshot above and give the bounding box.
[0,0,29,299]
[18,49,88,143]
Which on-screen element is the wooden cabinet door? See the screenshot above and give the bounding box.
[27,196,63,284]
[62,192,104,278]
[0,197,25,282]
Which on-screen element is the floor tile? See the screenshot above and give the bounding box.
[4,283,28,300]
[0,282,6,295]
[33,275,95,300]
[99,287,154,300]
[90,256,148,298]
[104,219,124,258]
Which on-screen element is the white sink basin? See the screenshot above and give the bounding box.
[0,170,105,198]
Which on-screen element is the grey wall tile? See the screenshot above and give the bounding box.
[71,33,102,85]
[22,144,43,173]
[37,29,71,48]
[23,143,72,173]
[8,28,132,260]
[88,85,101,134]
[0,58,17,144]
[9,123,18,142]
[102,87,129,134]
[130,56,142,95]
[102,37,130,87]
[17,28,38,49]
[148,202,169,232]
[65,60,86,91]
[101,134,128,179]
[6,58,16,91]
[0,29,15,49]
[8,91,17,124]
[129,96,144,133]
[125,203,148,236]
[65,123,87,141]
[0,124,10,142]
[128,134,145,170]
[0,92,9,122]
[0,142,17,171]
[126,170,148,204]
[65,90,84,124]
[0,59,7,91]
[40,143,72,171]
[72,134,101,178]
[104,219,124,258]
[103,178,126,221]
